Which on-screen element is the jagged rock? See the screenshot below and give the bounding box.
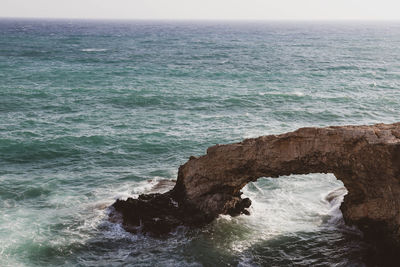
[111,191,215,236]
[111,122,400,256]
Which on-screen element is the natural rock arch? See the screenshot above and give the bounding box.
[112,122,400,253]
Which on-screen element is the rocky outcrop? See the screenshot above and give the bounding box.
[112,122,400,253]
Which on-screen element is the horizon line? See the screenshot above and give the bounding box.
[1,16,400,22]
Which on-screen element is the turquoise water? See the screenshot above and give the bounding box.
[1,19,400,266]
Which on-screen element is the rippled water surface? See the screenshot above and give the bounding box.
[1,19,400,266]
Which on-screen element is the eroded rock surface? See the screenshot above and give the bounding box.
[112,122,400,254]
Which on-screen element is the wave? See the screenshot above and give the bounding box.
[259,91,305,97]
[80,48,108,52]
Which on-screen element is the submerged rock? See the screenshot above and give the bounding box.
[111,122,400,256]
[325,187,347,203]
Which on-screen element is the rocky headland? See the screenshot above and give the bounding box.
[111,122,400,258]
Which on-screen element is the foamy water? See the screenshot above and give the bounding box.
[1,19,399,266]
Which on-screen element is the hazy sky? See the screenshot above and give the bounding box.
[1,0,400,20]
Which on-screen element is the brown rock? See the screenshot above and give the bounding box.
[112,122,400,256]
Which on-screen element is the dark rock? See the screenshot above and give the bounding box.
[111,191,214,236]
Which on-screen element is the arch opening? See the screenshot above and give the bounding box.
[241,173,347,233]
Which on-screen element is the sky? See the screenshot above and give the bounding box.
[1,0,400,20]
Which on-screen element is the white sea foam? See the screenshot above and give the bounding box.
[81,48,108,52]
[293,91,305,96]
[212,173,346,253]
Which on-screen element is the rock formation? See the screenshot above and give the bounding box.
[112,122,400,255]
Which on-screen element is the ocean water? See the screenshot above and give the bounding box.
[1,19,400,266]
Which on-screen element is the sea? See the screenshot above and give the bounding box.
[1,19,400,266]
